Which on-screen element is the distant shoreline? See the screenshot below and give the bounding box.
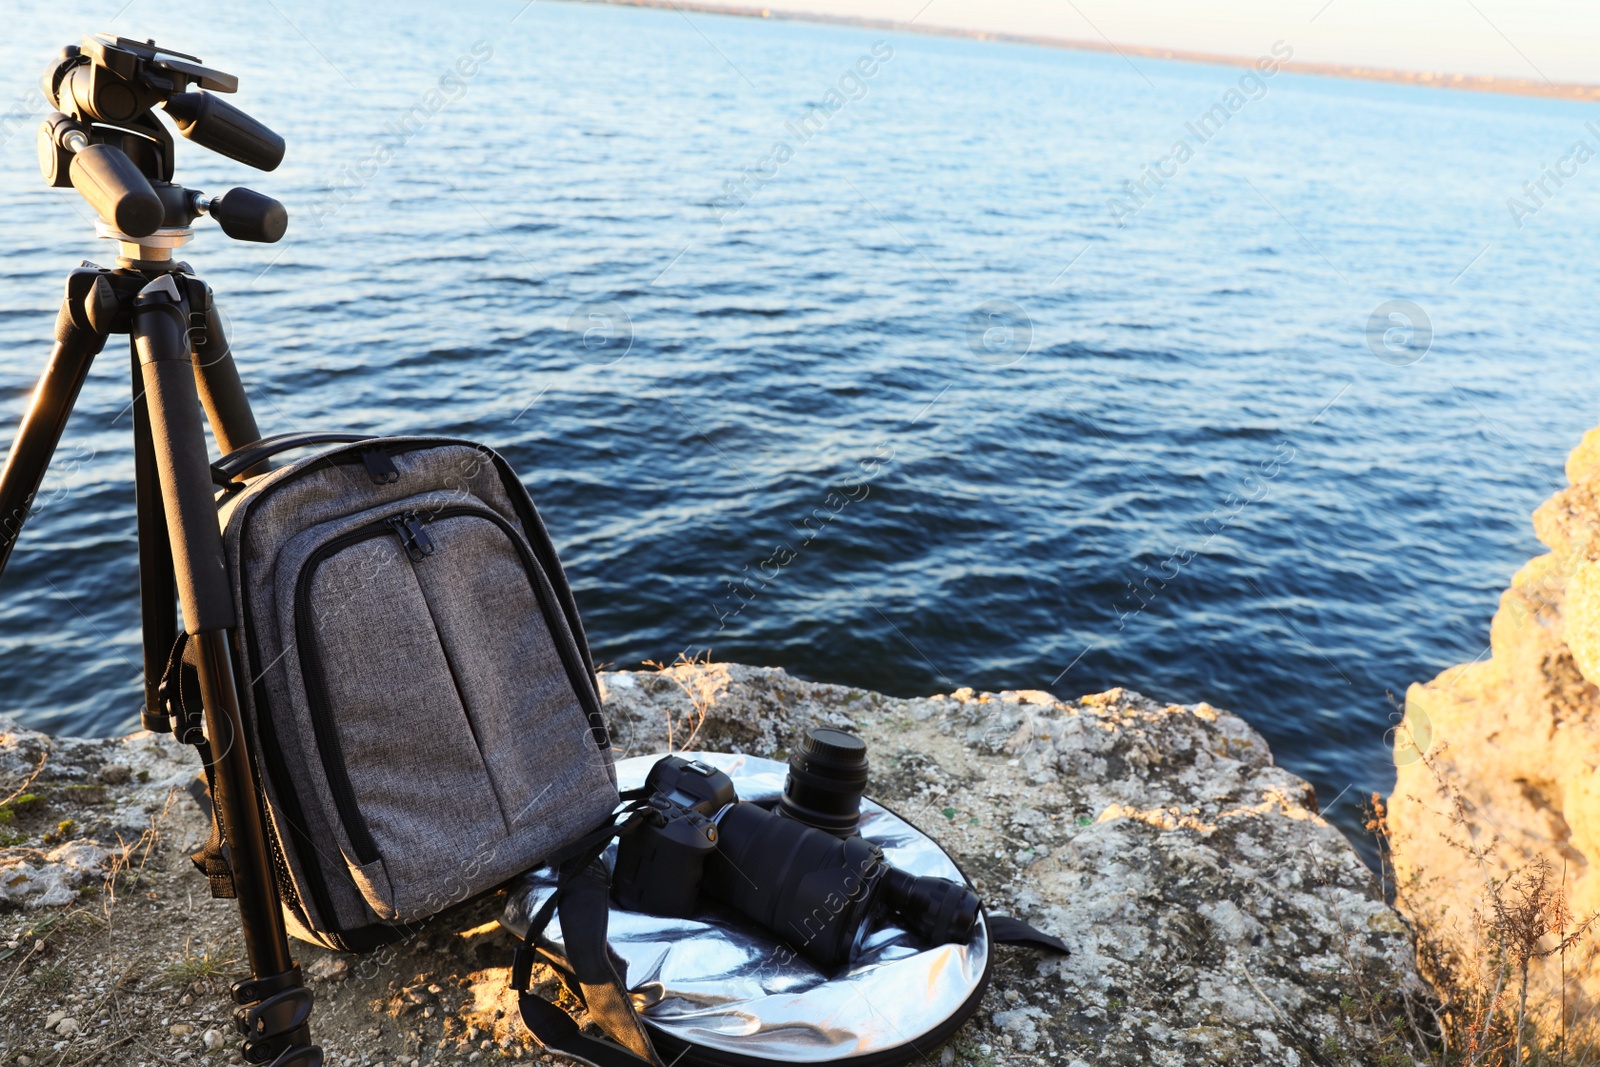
[570,0,1600,103]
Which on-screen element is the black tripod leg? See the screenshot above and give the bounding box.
[186,281,263,458]
[131,348,178,730]
[133,274,321,1067]
[0,270,110,580]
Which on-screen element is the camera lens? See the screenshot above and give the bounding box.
[779,727,869,838]
[703,802,884,969]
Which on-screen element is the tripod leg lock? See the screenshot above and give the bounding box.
[232,966,321,1065]
[232,963,305,1005]
[234,985,310,1042]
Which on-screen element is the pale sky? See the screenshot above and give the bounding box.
[780,0,1600,84]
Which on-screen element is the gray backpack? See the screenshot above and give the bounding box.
[167,433,621,951]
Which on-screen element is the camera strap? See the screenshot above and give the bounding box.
[511,811,667,1067]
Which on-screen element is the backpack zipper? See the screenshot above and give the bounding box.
[411,506,606,735]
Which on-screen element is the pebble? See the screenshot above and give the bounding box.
[203,1029,225,1051]
[44,1010,66,1030]
[97,764,132,785]
[306,955,351,982]
[170,1023,195,1036]
[55,1017,81,1036]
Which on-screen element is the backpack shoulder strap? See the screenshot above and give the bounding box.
[510,820,663,1067]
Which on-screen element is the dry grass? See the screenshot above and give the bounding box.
[0,750,47,809]
[1387,722,1600,1066]
[101,787,178,927]
[642,650,729,752]
[158,938,239,990]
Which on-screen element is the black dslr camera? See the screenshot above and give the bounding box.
[612,732,981,970]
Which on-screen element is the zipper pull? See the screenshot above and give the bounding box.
[405,511,435,559]
[387,513,424,562]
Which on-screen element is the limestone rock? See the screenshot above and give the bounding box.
[1389,426,1600,1037]
[0,718,197,908]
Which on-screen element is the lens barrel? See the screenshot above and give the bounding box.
[779,727,869,838]
[703,802,884,969]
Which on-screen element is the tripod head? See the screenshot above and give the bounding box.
[37,34,288,263]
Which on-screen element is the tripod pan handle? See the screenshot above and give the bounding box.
[70,144,164,237]
[209,188,289,244]
[164,92,287,172]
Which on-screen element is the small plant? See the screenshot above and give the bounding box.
[160,940,239,989]
[0,751,47,810]
[946,1035,998,1067]
[28,962,72,995]
[64,783,107,804]
[0,755,48,829]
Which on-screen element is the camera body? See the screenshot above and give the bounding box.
[612,794,719,918]
[611,758,735,918]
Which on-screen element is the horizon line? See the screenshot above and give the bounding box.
[564,0,1600,103]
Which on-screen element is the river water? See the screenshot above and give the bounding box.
[2,0,1598,851]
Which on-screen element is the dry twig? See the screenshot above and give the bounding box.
[0,749,48,808]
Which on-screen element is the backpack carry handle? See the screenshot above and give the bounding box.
[211,432,376,485]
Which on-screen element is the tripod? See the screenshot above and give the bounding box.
[0,35,320,1067]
